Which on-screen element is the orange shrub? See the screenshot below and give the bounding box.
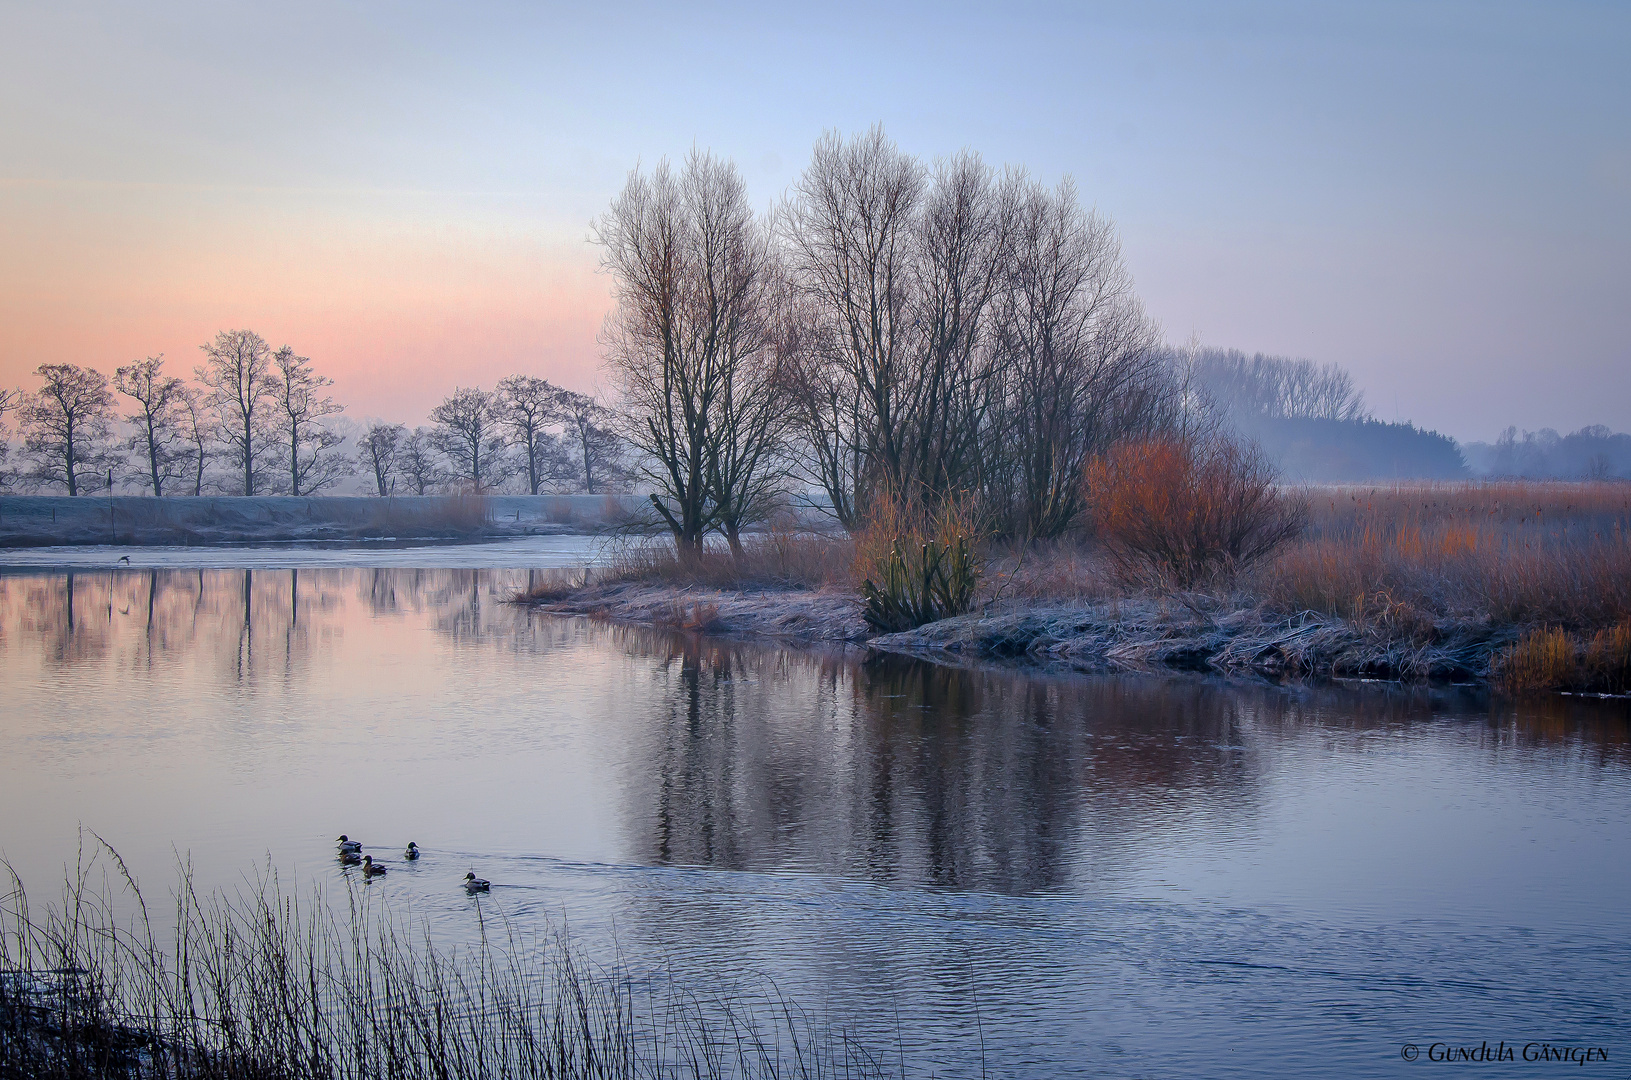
[1083,436,1307,588]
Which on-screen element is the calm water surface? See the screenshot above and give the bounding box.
[1,554,1628,1077]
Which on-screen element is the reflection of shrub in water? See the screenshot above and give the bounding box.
[0,841,898,1079]
[1498,622,1631,694]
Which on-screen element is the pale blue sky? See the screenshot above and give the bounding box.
[2,0,1626,438]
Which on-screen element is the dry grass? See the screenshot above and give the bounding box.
[1497,622,1631,694]
[586,524,854,593]
[364,492,494,536]
[0,842,898,1080]
[1253,481,1631,631]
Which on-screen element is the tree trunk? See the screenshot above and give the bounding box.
[65,415,78,495]
[148,418,162,496]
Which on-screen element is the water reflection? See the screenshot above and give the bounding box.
[4,566,1630,1077]
[1,566,1627,903]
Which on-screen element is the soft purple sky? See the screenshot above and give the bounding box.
[2,0,1626,440]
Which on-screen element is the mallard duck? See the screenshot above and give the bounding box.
[361,855,387,877]
[404,842,420,860]
[336,835,362,853]
[462,872,490,893]
[338,850,361,865]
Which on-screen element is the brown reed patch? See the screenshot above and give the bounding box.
[602,528,853,591]
[653,600,725,632]
[1254,481,1631,630]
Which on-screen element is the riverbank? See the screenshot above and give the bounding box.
[0,494,641,547]
[520,582,1515,681]
[520,480,1631,690]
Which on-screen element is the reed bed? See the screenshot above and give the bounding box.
[534,527,853,597]
[1253,482,1631,630]
[0,846,895,1080]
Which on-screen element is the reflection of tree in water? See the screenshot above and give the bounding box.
[615,630,1260,892]
[0,568,572,685]
[614,632,1631,893]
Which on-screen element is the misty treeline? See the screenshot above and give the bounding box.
[1189,348,1470,482]
[598,127,1191,551]
[0,332,629,498]
[1464,425,1631,481]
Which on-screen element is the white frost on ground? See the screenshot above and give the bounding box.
[0,494,642,548]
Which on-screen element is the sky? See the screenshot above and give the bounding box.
[1,0,1626,441]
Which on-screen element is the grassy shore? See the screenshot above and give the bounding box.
[1,849,896,1079]
[519,483,1631,694]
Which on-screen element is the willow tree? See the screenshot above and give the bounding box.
[988,178,1167,537]
[596,150,780,552]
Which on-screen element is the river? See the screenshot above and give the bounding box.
[1,546,1627,1077]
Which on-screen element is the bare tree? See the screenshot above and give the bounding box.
[356,421,406,496]
[990,178,1167,537]
[20,364,117,495]
[0,387,18,489]
[1192,349,1366,424]
[780,126,925,527]
[197,329,276,495]
[115,355,189,495]
[597,150,778,551]
[269,346,349,495]
[395,427,445,494]
[707,269,793,554]
[176,386,213,496]
[496,374,569,495]
[430,387,510,491]
[555,389,627,494]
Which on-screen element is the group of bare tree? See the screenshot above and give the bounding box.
[1190,348,1367,425]
[0,331,626,498]
[597,127,1183,547]
[353,380,623,497]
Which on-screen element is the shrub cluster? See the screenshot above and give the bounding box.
[1082,435,1308,588]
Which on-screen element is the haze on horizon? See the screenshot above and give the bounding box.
[1,0,1626,442]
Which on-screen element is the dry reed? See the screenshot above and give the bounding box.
[0,842,901,1080]
[1253,482,1631,631]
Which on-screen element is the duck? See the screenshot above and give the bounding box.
[361,855,387,878]
[403,842,420,860]
[462,872,490,893]
[336,835,362,853]
[338,850,361,865]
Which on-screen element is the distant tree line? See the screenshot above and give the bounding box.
[0,330,628,497]
[1187,347,1469,482]
[1463,425,1631,480]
